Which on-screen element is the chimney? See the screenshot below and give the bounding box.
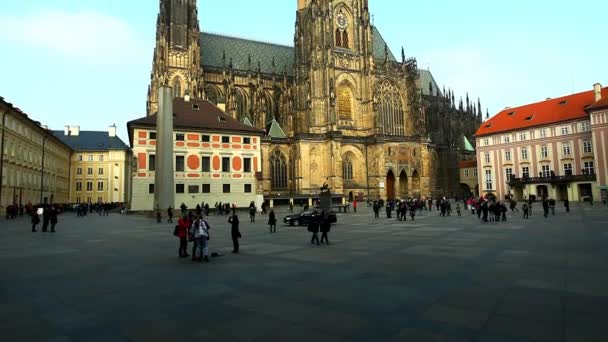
[594,83,602,102]
[108,124,117,137]
[64,125,70,136]
[69,125,80,136]
[184,89,190,102]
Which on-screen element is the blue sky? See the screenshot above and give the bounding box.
[0,0,606,141]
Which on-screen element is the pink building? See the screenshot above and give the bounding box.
[474,84,607,202]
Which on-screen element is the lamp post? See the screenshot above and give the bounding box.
[0,105,11,210]
[40,132,49,204]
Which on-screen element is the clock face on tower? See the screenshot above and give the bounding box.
[336,13,348,30]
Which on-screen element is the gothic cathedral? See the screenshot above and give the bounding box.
[147,0,482,201]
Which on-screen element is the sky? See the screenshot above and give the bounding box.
[0,0,606,142]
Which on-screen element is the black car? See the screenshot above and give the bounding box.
[283,209,337,226]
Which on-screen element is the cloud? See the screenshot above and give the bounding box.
[0,9,147,65]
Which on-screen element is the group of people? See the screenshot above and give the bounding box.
[307,209,332,245]
[30,205,59,233]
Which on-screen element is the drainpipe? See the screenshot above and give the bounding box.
[0,105,12,211]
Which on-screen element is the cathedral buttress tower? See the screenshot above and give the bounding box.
[147,0,203,115]
[294,0,374,134]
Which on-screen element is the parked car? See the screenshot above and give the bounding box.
[283,209,337,226]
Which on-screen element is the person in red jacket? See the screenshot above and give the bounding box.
[176,215,190,258]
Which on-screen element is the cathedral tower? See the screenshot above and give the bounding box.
[294,0,374,134]
[147,0,203,115]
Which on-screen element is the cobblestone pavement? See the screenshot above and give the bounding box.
[1,204,607,341]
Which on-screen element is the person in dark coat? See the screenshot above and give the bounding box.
[31,210,40,232]
[249,201,256,222]
[385,201,392,219]
[308,212,320,246]
[49,206,58,232]
[176,215,190,258]
[268,209,277,233]
[564,199,570,213]
[320,210,331,244]
[167,207,174,223]
[542,199,549,218]
[228,210,241,253]
[42,206,50,232]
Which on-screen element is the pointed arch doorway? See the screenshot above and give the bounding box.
[386,170,396,200]
[399,170,408,198]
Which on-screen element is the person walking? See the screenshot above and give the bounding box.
[289,201,294,213]
[549,198,556,216]
[353,199,357,213]
[192,217,211,262]
[176,215,190,258]
[456,202,461,216]
[31,210,41,232]
[156,206,162,224]
[249,201,256,223]
[542,198,549,218]
[564,199,570,213]
[49,206,58,233]
[268,209,277,233]
[373,201,380,219]
[167,206,174,223]
[228,210,241,253]
[409,203,416,221]
[522,202,529,219]
[308,212,320,246]
[320,210,331,245]
[41,206,50,232]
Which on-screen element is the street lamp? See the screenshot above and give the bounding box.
[40,132,49,204]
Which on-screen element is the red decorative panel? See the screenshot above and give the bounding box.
[232,156,242,171]
[212,135,220,142]
[222,144,230,149]
[187,173,200,178]
[176,142,185,147]
[253,137,257,143]
[137,172,147,177]
[212,174,221,178]
[202,143,211,148]
[233,174,242,179]
[212,155,220,171]
[212,144,220,148]
[244,145,251,150]
[232,144,241,149]
[138,140,147,145]
[187,134,199,141]
[150,141,157,146]
[138,131,147,138]
[137,153,146,169]
[253,157,258,172]
[187,143,200,148]
[187,155,200,170]
[232,136,242,143]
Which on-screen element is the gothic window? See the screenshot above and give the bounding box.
[270,150,288,190]
[263,92,274,121]
[172,78,182,98]
[205,85,223,105]
[235,88,248,121]
[337,85,352,120]
[343,157,353,181]
[335,29,342,48]
[342,31,349,49]
[376,81,405,136]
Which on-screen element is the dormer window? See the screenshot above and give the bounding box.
[507,111,516,116]
[525,115,534,121]
[192,104,200,110]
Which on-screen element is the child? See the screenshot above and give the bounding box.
[456,202,461,216]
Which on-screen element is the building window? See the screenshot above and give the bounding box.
[561,126,569,135]
[583,141,592,154]
[78,155,83,161]
[484,152,490,163]
[483,139,489,146]
[522,166,530,178]
[188,185,199,194]
[270,150,288,190]
[519,133,527,141]
[503,136,510,144]
[473,168,478,177]
[222,157,230,172]
[540,146,548,159]
[202,184,211,193]
[485,170,493,190]
[464,169,469,177]
[202,157,211,172]
[201,135,210,142]
[176,156,185,172]
[149,132,157,140]
[244,184,252,193]
[505,151,511,162]
[505,168,513,182]
[87,155,93,161]
[376,80,405,136]
[76,167,82,175]
[343,157,353,180]
[541,165,551,178]
[243,158,252,173]
[76,182,82,192]
[148,184,154,194]
[562,143,571,156]
[86,181,93,191]
[563,163,572,176]
[243,137,251,144]
[99,155,104,162]
[581,122,590,132]
[223,184,230,193]
[98,168,104,175]
[521,148,528,160]
[176,184,185,193]
[583,161,595,174]
[176,133,185,141]
[97,182,104,191]
[539,129,547,138]
[87,167,93,175]
[149,155,156,171]
[221,136,230,143]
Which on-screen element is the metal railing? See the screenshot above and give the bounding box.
[508,173,596,186]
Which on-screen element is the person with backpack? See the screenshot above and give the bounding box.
[320,210,331,245]
[268,209,277,233]
[249,201,256,222]
[228,210,241,253]
[175,214,190,258]
[308,211,320,246]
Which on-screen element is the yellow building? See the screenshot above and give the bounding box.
[1,97,72,213]
[53,126,133,205]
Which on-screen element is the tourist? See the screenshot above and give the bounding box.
[320,210,331,245]
[385,201,392,219]
[409,203,416,221]
[564,199,570,213]
[353,199,357,213]
[268,209,277,233]
[542,198,549,218]
[167,206,174,223]
[42,205,50,232]
[549,198,556,215]
[249,201,256,222]
[228,210,241,253]
[176,215,190,258]
[180,203,187,216]
[49,206,58,233]
[500,202,507,221]
[373,201,379,219]
[31,210,40,232]
[289,201,294,213]
[192,216,211,262]
[204,203,210,216]
[308,211,320,246]
[522,202,529,219]
[456,202,461,216]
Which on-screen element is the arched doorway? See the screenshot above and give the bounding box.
[399,170,408,198]
[460,183,471,199]
[386,170,396,200]
[411,170,421,197]
[536,185,548,199]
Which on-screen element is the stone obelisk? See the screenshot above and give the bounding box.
[154,86,175,212]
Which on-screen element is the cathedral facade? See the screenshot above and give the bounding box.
[146,0,482,201]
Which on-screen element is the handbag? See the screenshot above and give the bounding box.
[173,225,179,237]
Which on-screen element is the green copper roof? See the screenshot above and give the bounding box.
[266,119,287,138]
[419,69,443,97]
[242,117,253,127]
[371,26,397,62]
[463,136,475,152]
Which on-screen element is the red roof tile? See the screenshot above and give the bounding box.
[475,87,608,137]
[587,96,608,111]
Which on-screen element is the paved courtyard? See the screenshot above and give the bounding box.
[1,204,607,342]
